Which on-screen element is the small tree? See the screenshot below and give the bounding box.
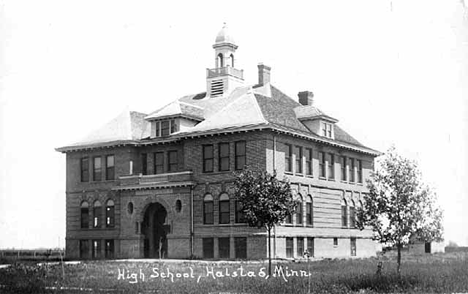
[234,167,297,275]
[357,147,443,274]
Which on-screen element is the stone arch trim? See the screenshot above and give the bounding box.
[137,195,173,224]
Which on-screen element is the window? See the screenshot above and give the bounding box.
[234,237,247,259]
[341,199,348,228]
[141,153,148,175]
[349,200,356,228]
[235,141,246,170]
[106,155,115,180]
[219,193,230,224]
[92,240,101,259]
[285,211,292,224]
[79,240,89,259]
[154,119,178,137]
[106,199,115,228]
[93,157,102,181]
[305,148,313,176]
[285,144,292,173]
[127,202,134,214]
[154,152,164,174]
[328,153,335,179]
[235,200,246,223]
[105,240,114,259]
[307,237,314,257]
[286,237,294,258]
[295,195,303,225]
[170,119,177,133]
[203,238,214,258]
[218,143,230,171]
[357,160,363,184]
[203,194,214,224]
[351,237,356,256]
[81,157,89,182]
[333,238,338,247]
[218,237,230,258]
[322,122,333,138]
[155,121,160,137]
[341,156,347,181]
[93,200,102,228]
[306,195,313,226]
[167,151,178,172]
[349,158,355,182]
[319,152,325,178]
[294,146,303,174]
[161,120,170,136]
[203,145,214,173]
[297,237,304,257]
[321,122,333,138]
[80,201,89,229]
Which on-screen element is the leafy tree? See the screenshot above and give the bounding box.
[234,167,297,275]
[447,240,458,247]
[357,147,443,274]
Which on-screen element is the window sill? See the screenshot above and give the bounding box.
[284,171,293,175]
[328,178,335,181]
[305,174,313,178]
[202,223,247,227]
[295,173,304,177]
[319,177,327,180]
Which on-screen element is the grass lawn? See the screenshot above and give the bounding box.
[0,252,467,293]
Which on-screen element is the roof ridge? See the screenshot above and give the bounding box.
[248,87,269,125]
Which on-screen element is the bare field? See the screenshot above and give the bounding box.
[0,252,467,293]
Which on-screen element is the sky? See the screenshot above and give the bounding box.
[0,0,467,249]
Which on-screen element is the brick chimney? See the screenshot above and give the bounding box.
[298,91,314,106]
[257,63,271,86]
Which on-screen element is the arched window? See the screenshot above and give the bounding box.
[295,194,303,225]
[203,194,214,224]
[306,195,313,226]
[93,200,102,228]
[80,201,89,229]
[341,199,348,228]
[217,53,224,68]
[235,199,246,223]
[106,199,115,228]
[219,193,230,224]
[230,54,235,67]
[349,200,356,228]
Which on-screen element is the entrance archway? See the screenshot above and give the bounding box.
[141,202,168,258]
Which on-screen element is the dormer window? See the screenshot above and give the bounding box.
[154,119,178,137]
[321,121,334,138]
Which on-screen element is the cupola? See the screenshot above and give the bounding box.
[206,23,245,98]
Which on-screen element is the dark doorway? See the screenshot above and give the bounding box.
[425,242,431,253]
[142,202,169,258]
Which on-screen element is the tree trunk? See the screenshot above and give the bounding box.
[397,242,401,276]
[268,227,272,276]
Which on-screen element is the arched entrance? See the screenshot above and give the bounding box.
[141,202,168,258]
